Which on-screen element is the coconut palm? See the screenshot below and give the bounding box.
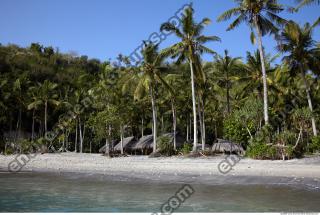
[217,0,287,125]
[239,50,279,99]
[122,42,171,152]
[277,19,320,136]
[160,6,220,151]
[295,0,320,10]
[28,80,60,135]
[213,50,243,114]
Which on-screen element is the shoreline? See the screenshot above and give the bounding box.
[1,153,320,189]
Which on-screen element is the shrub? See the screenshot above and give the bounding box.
[223,116,253,145]
[181,142,192,155]
[247,130,297,160]
[246,141,275,160]
[158,136,175,156]
[309,136,320,153]
[223,97,263,147]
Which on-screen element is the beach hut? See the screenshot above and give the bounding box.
[211,139,244,155]
[99,140,118,153]
[113,136,136,153]
[132,134,154,154]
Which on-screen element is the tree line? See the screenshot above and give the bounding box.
[0,0,319,159]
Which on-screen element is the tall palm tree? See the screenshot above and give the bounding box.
[28,80,60,135]
[217,0,287,125]
[277,20,320,136]
[123,42,171,152]
[213,50,242,114]
[160,6,220,151]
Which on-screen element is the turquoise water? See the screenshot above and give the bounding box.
[0,172,320,212]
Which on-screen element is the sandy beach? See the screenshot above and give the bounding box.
[1,153,320,189]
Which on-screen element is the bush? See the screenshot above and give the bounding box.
[180,142,192,155]
[223,97,263,147]
[309,136,320,153]
[246,141,276,160]
[158,136,175,156]
[223,116,253,145]
[247,130,296,160]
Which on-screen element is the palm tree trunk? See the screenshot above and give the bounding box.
[120,124,124,154]
[79,117,83,153]
[82,122,86,151]
[189,59,198,151]
[189,115,192,140]
[31,109,35,141]
[186,122,189,141]
[201,99,206,150]
[197,99,204,150]
[150,87,157,152]
[74,120,78,152]
[44,100,48,133]
[301,71,318,136]
[105,123,110,156]
[171,101,177,150]
[161,116,164,134]
[254,19,269,125]
[141,117,144,137]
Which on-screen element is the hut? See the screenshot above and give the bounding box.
[132,134,154,154]
[113,136,136,153]
[211,139,244,155]
[99,140,118,153]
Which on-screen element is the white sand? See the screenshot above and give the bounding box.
[1,153,320,187]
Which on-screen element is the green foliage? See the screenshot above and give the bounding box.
[247,129,297,160]
[223,116,253,144]
[292,107,313,130]
[309,136,320,153]
[246,142,277,160]
[180,143,192,155]
[275,130,296,146]
[223,97,263,146]
[158,136,175,156]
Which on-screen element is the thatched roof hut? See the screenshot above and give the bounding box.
[132,133,185,151]
[99,140,118,153]
[211,139,244,155]
[113,136,136,152]
[132,134,153,151]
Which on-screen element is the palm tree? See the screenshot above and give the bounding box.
[123,42,171,152]
[295,0,320,10]
[217,0,287,125]
[239,50,278,99]
[213,50,242,114]
[160,6,220,151]
[277,20,320,136]
[28,80,60,135]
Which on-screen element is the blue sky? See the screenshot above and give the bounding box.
[0,0,319,63]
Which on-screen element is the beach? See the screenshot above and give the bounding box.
[1,153,320,189]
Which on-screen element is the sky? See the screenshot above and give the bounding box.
[0,0,319,63]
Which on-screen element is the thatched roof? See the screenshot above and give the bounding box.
[132,134,154,150]
[113,136,136,152]
[99,140,118,153]
[211,139,244,155]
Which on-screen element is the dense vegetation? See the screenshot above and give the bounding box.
[0,0,319,159]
